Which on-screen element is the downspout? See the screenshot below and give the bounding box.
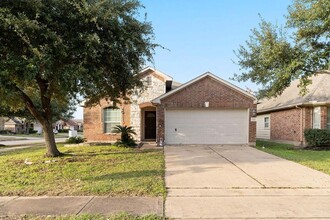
[296,106,304,146]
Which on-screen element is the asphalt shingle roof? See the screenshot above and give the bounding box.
[258,72,330,113]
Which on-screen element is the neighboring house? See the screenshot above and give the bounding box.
[84,67,257,145]
[4,117,25,134]
[32,121,43,134]
[72,119,83,131]
[257,72,330,146]
[0,117,5,131]
[55,119,79,131]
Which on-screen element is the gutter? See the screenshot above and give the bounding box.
[257,101,330,114]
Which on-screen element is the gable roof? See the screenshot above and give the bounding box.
[5,117,23,125]
[258,72,330,113]
[80,67,174,107]
[152,72,256,104]
[140,66,173,81]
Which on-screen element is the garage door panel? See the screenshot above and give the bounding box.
[165,109,248,145]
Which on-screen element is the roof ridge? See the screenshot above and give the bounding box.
[152,72,256,104]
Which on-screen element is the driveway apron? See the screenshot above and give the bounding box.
[165,145,330,219]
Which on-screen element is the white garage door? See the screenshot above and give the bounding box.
[165,109,248,145]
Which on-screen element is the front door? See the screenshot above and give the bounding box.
[145,111,156,139]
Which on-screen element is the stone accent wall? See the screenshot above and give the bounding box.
[130,73,166,141]
[156,76,256,144]
[84,69,167,142]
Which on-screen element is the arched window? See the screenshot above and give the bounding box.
[103,108,121,133]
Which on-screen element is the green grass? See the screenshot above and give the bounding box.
[0,145,165,197]
[14,213,163,220]
[256,140,330,175]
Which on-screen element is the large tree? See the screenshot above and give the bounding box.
[0,0,156,156]
[233,0,330,98]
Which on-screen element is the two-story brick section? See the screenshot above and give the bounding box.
[84,67,257,146]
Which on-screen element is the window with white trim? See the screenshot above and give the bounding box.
[104,108,121,133]
[312,107,321,129]
[264,117,270,129]
[327,108,330,129]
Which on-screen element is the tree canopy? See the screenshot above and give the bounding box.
[0,0,156,156]
[233,0,330,98]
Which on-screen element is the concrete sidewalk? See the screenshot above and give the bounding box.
[0,196,163,217]
[0,138,67,147]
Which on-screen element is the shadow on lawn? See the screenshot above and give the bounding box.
[61,149,160,157]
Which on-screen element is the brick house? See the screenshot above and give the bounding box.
[257,72,330,146]
[84,67,257,145]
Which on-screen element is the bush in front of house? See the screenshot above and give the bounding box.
[58,129,70,133]
[66,136,85,144]
[0,130,12,134]
[304,129,330,147]
[28,128,38,134]
[112,125,137,147]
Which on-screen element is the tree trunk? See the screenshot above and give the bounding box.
[42,120,61,157]
[25,122,30,135]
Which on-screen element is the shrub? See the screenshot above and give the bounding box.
[112,125,137,147]
[66,136,85,144]
[0,130,11,134]
[58,129,70,133]
[28,128,38,134]
[304,129,330,147]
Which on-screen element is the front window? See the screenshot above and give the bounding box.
[104,108,121,133]
[313,107,321,129]
[264,117,269,128]
[327,107,330,129]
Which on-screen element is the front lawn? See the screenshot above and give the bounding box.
[256,140,330,175]
[0,145,165,197]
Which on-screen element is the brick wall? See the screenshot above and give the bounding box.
[83,99,130,142]
[303,107,312,130]
[263,106,329,146]
[156,76,256,144]
[321,106,328,129]
[270,108,302,142]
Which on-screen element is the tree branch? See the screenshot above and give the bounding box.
[11,83,44,124]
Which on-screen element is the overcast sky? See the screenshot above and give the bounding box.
[73,0,292,119]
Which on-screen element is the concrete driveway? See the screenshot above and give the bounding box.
[165,145,330,219]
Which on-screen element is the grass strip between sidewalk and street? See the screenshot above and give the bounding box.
[7,213,163,220]
[256,140,330,175]
[0,144,165,197]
